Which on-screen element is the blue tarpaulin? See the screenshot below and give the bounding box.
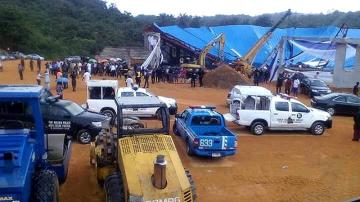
[155,24,360,68]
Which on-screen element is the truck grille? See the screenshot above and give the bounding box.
[120,136,176,154]
[183,189,192,202]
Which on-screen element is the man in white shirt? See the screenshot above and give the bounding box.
[83,71,91,84]
[125,76,133,87]
[292,78,300,96]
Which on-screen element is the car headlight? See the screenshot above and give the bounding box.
[312,89,318,92]
[91,121,102,128]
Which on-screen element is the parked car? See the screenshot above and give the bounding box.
[173,106,237,157]
[300,78,332,97]
[229,93,332,136]
[117,86,178,115]
[26,54,44,60]
[226,85,272,105]
[311,93,360,116]
[12,51,26,59]
[41,97,109,144]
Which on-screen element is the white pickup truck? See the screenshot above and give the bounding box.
[229,94,332,135]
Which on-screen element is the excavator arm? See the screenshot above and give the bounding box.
[199,33,225,67]
[235,9,291,76]
[181,33,225,69]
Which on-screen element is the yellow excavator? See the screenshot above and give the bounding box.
[181,33,225,69]
[235,9,291,76]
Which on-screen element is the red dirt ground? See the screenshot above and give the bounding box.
[1,60,359,202]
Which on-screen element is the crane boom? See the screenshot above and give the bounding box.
[181,33,225,69]
[235,9,291,76]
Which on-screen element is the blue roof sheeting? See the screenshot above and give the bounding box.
[157,24,360,67]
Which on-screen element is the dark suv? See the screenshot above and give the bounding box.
[300,78,332,98]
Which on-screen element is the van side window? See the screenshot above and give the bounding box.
[89,87,101,99]
[121,92,134,97]
[291,102,309,113]
[275,102,289,111]
[103,87,115,99]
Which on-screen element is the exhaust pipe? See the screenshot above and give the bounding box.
[152,155,167,189]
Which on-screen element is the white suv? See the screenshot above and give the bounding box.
[84,80,177,122]
[117,86,178,115]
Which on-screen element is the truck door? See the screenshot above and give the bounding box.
[271,101,291,128]
[290,102,311,128]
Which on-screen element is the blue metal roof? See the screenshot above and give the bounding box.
[0,85,43,98]
[156,24,360,67]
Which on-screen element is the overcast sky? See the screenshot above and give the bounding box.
[106,0,359,16]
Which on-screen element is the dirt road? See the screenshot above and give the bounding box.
[1,60,359,202]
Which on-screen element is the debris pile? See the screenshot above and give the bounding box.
[203,65,251,89]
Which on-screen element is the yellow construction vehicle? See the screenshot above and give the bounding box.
[181,33,225,69]
[235,9,291,76]
[90,97,196,202]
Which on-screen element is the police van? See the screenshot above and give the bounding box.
[228,93,332,135]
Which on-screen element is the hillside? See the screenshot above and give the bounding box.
[0,0,359,59]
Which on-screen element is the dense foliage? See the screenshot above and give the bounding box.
[0,0,359,59]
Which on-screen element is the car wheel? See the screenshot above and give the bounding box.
[186,141,194,156]
[311,122,325,135]
[173,122,180,136]
[101,109,115,125]
[77,130,92,144]
[251,122,265,135]
[326,107,335,116]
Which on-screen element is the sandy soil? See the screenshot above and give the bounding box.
[1,60,359,202]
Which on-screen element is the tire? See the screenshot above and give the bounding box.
[101,109,116,125]
[251,122,266,135]
[77,129,92,144]
[186,141,194,156]
[326,107,335,116]
[30,170,59,202]
[104,172,125,202]
[173,122,180,136]
[311,122,325,135]
[129,123,144,129]
[185,170,197,202]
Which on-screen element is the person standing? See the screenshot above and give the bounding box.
[21,58,25,71]
[190,69,197,88]
[0,59,3,72]
[284,77,292,95]
[125,75,134,87]
[36,71,42,85]
[37,58,41,71]
[44,70,50,90]
[253,69,260,86]
[353,82,359,96]
[18,63,24,80]
[353,110,360,141]
[56,82,64,99]
[82,70,91,85]
[292,78,300,96]
[70,70,77,92]
[198,68,204,87]
[143,69,150,88]
[30,59,34,71]
[135,70,141,86]
[276,73,284,94]
[314,71,320,79]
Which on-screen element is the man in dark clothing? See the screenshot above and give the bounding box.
[353,82,359,96]
[198,68,204,87]
[18,63,24,80]
[135,70,141,86]
[37,58,41,71]
[353,110,360,141]
[30,59,34,71]
[21,58,25,71]
[143,69,150,88]
[276,73,284,94]
[190,69,197,88]
[70,70,77,92]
